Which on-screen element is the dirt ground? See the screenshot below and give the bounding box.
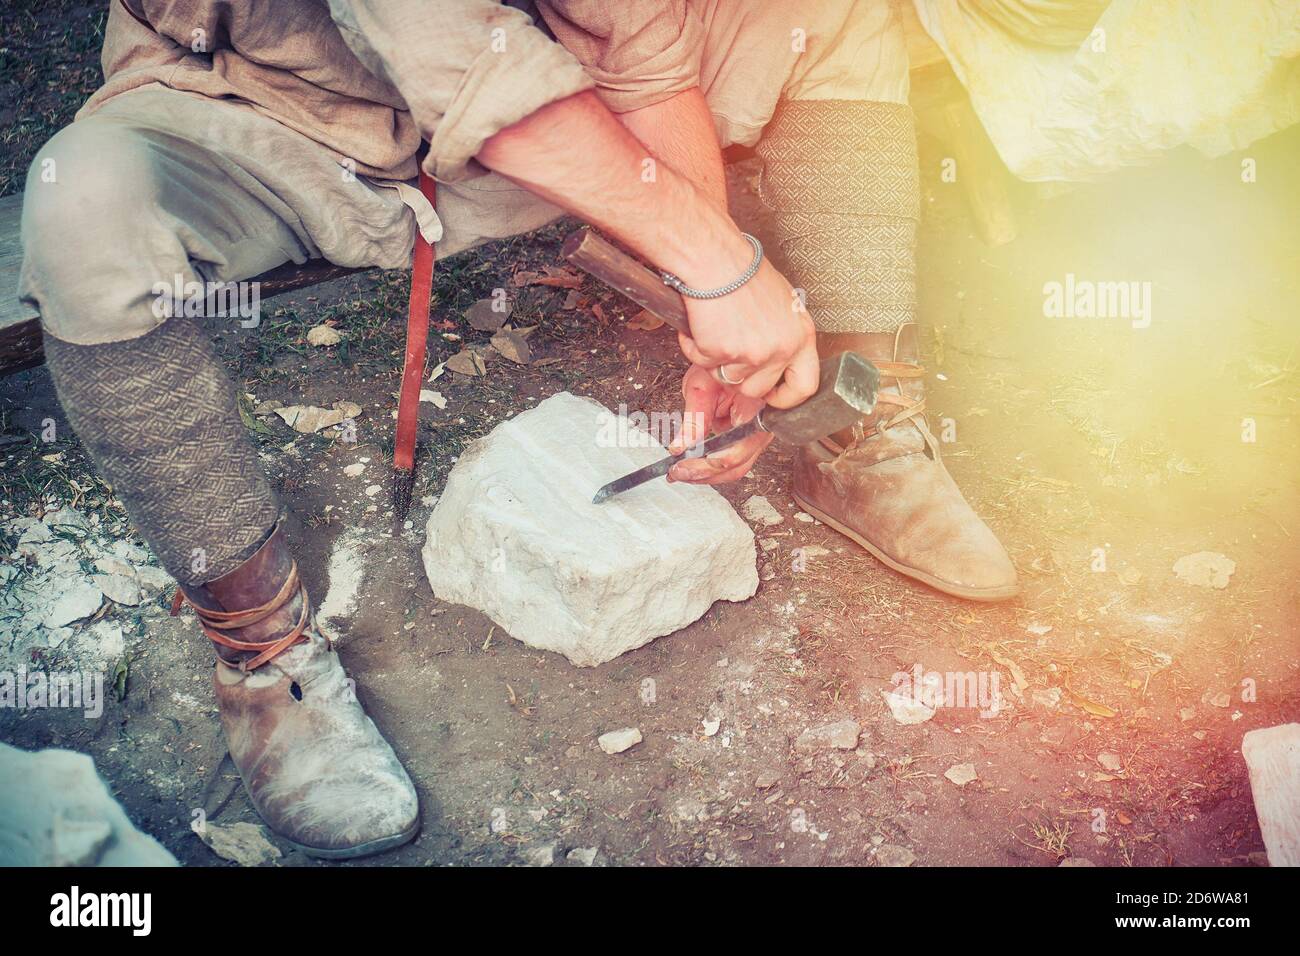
[1,6,1297,866]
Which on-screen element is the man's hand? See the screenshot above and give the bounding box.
[613,89,820,411]
[677,259,819,409]
[664,256,819,485]
[666,363,772,485]
[477,90,819,478]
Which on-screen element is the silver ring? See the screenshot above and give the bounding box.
[716,364,745,386]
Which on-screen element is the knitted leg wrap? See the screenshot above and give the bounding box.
[756,100,920,333]
[43,320,279,585]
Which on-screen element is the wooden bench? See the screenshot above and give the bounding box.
[0,6,1015,378]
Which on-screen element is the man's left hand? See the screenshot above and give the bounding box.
[666,363,773,485]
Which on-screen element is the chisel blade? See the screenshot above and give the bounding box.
[592,419,761,504]
[591,353,879,504]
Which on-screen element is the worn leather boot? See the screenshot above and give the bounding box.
[792,325,1018,601]
[172,524,419,858]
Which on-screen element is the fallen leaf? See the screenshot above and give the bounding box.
[490,328,532,365]
[1070,693,1117,718]
[274,401,362,434]
[419,389,448,409]
[466,298,509,332]
[446,350,487,377]
[238,395,273,435]
[982,644,1028,694]
[512,265,582,289]
[626,308,665,331]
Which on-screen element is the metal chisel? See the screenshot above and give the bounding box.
[560,229,881,505]
[592,351,880,503]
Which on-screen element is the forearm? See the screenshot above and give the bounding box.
[477,91,750,289]
[615,88,727,210]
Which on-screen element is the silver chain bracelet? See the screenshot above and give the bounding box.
[661,233,763,300]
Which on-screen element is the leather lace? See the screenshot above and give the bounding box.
[861,359,927,440]
[170,562,315,672]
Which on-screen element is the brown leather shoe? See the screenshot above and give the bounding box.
[173,524,419,858]
[792,326,1018,601]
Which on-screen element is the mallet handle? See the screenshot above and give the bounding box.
[561,229,690,335]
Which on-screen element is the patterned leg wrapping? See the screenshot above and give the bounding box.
[42,320,279,585]
[756,100,920,333]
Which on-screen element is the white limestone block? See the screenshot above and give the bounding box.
[1242,723,1300,866]
[422,392,757,666]
[0,744,177,866]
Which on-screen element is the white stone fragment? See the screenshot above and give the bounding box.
[794,719,861,753]
[306,324,342,347]
[567,846,600,866]
[110,540,151,564]
[1172,551,1236,589]
[93,556,135,578]
[944,762,978,787]
[197,821,283,866]
[875,844,916,867]
[92,573,141,607]
[134,565,173,599]
[882,674,941,725]
[43,508,90,533]
[422,393,757,666]
[598,727,643,755]
[521,842,557,866]
[82,620,126,661]
[741,494,784,527]
[1097,752,1124,772]
[42,580,103,628]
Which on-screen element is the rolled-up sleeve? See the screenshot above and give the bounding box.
[535,1,704,113]
[327,0,595,181]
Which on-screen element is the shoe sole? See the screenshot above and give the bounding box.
[791,492,1020,603]
[284,818,421,861]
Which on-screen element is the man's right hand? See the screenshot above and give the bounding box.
[476,90,818,408]
[675,254,820,411]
